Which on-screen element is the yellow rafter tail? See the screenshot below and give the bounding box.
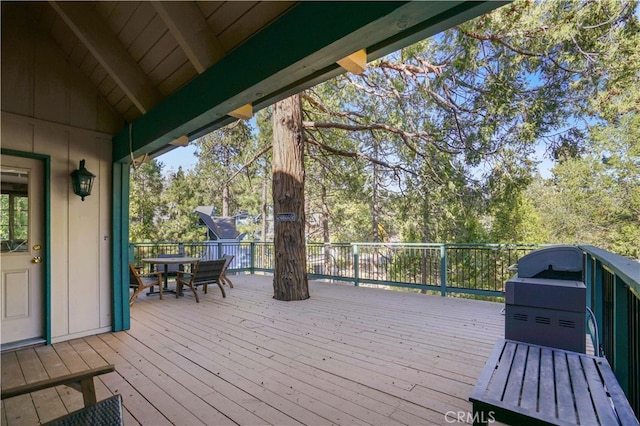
[169,135,189,146]
[337,49,367,74]
[229,104,253,120]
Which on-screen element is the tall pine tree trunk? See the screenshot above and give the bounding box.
[222,185,230,216]
[261,173,268,241]
[272,94,309,301]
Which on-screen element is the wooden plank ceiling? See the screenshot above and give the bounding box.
[14,1,506,163]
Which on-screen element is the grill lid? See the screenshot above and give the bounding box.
[517,246,583,278]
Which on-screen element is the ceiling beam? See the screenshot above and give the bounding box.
[151,1,225,74]
[113,1,507,163]
[50,1,162,114]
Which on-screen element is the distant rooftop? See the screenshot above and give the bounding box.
[195,206,240,241]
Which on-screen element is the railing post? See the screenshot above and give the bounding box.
[128,243,134,265]
[584,253,597,349]
[614,275,630,394]
[353,244,359,287]
[594,259,604,331]
[250,242,255,273]
[585,252,593,308]
[440,244,447,296]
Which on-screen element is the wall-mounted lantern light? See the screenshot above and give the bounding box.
[70,159,95,201]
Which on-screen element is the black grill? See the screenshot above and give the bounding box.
[505,246,586,353]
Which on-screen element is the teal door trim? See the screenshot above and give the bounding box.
[1,148,52,344]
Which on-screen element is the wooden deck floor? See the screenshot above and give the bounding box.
[2,275,505,425]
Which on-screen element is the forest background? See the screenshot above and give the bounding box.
[129,0,640,260]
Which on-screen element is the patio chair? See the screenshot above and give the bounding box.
[175,259,226,303]
[129,262,163,305]
[220,254,235,288]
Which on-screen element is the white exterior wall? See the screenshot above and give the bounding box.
[1,5,123,342]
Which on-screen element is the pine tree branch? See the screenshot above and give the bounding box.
[226,144,272,183]
[457,28,544,58]
[375,59,443,76]
[304,136,416,177]
[301,92,364,120]
[457,28,583,74]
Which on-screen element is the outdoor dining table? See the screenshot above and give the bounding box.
[142,256,200,292]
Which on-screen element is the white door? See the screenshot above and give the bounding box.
[1,155,45,346]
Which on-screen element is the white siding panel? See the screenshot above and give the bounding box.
[0,5,35,117]
[33,33,69,125]
[67,135,101,334]
[97,97,123,134]
[98,140,112,328]
[0,119,34,152]
[68,65,98,130]
[34,126,70,339]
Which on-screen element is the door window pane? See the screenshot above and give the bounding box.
[1,168,29,253]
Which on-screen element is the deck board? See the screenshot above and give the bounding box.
[2,275,505,425]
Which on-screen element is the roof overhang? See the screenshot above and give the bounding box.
[113,1,507,163]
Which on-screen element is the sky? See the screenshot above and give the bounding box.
[158,144,198,175]
[159,116,258,175]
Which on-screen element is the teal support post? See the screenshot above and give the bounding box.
[440,245,448,296]
[111,163,130,331]
[353,244,359,287]
[614,275,630,394]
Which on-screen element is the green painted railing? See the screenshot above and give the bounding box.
[129,241,547,297]
[582,245,640,417]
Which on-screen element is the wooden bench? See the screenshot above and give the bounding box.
[469,339,638,425]
[1,364,122,425]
